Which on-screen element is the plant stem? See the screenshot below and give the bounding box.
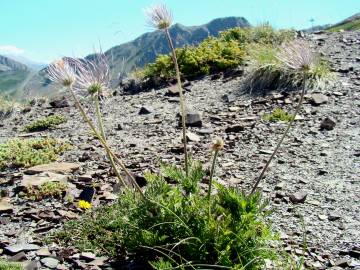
[208,150,219,201]
[250,72,307,195]
[164,28,189,177]
[68,86,144,197]
[93,94,125,186]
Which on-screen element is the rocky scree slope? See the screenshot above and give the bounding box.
[0,31,359,269]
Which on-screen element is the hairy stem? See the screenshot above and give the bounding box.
[208,150,219,201]
[93,94,125,186]
[250,72,307,195]
[68,86,144,197]
[164,28,189,177]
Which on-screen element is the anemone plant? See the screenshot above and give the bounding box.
[47,58,144,197]
[251,40,315,194]
[145,3,189,176]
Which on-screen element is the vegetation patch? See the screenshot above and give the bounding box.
[24,115,67,132]
[0,260,23,270]
[25,181,68,201]
[327,19,360,32]
[137,25,294,82]
[54,162,279,269]
[244,44,334,93]
[0,138,70,169]
[0,96,14,119]
[264,108,294,122]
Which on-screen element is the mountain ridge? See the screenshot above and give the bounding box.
[23,16,250,98]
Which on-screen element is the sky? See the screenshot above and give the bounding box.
[0,0,358,63]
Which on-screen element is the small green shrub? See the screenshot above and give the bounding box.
[0,138,70,169]
[0,96,14,119]
[55,162,278,269]
[220,24,294,46]
[138,25,294,83]
[0,260,23,270]
[264,108,294,122]
[26,181,68,201]
[143,37,245,80]
[24,115,67,132]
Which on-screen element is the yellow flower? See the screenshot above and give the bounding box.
[78,200,92,209]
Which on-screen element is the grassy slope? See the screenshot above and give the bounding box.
[327,19,360,32]
[0,70,30,96]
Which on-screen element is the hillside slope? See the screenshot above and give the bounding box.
[327,12,360,32]
[24,17,250,97]
[0,55,31,97]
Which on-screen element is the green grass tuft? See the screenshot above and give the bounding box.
[264,108,294,122]
[26,181,68,201]
[0,138,70,169]
[24,115,67,132]
[0,260,23,270]
[54,161,278,269]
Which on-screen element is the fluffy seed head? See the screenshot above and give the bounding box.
[211,137,224,152]
[75,53,110,96]
[145,3,173,30]
[47,58,76,87]
[277,40,316,72]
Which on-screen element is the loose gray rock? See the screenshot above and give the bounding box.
[311,93,329,105]
[289,191,308,204]
[40,257,59,269]
[5,244,40,254]
[320,117,336,130]
[139,106,153,115]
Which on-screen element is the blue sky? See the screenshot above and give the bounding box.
[0,0,358,63]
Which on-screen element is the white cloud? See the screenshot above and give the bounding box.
[0,45,25,55]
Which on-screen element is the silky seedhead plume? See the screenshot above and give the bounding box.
[277,40,316,72]
[47,58,76,87]
[145,3,173,30]
[75,53,110,96]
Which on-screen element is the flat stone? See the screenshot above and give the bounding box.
[36,248,51,257]
[0,198,13,213]
[311,93,329,105]
[24,162,80,175]
[80,251,96,261]
[20,172,68,188]
[186,132,201,142]
[5,244,40,254]
[40,257,59,269]
[328,211,341,221]
[289,191,308,204]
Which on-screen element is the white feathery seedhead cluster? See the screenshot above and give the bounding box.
[75,53,110,95]
[47,54,110,95]
[277,40,316,72]
[47,59,76,87]
[145,3,173,30]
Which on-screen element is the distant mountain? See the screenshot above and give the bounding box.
[23,16,250,97]
[97,17,250,83]
[326,12,360,32]
[3,54,46,71]
[0,55,32,98]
